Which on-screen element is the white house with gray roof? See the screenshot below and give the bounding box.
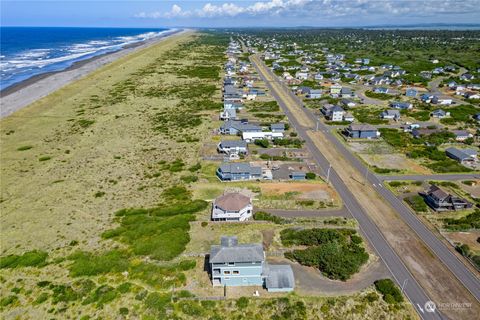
[220,120,262,135]
[209,236,294,291]
[217,140,248,154]
[216,163,262,181]
[445,148,477,164]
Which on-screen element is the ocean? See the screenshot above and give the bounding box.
[0,27,171,91]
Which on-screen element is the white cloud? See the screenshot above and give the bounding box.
[134,0,480,20]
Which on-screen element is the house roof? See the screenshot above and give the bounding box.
[219,163,262,175]
[427,185,449,200]
[383,110,400,116]
[348,124,377,131]
[214,192,251,211]
[452,130,470,137]
[220,140,247,148]
[271,123,285,130]
[210,236,264,263]
[265,264,295,289]
[445,147,477,161]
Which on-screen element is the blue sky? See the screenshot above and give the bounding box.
[2,0,480,28]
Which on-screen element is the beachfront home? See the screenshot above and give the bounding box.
[424,185,472,211]
[216,163,262,181]
[209,236,295,292]
[344,124,379,139]
[445,148,477,165]
[217,140,248,155]
[212,193,253,221]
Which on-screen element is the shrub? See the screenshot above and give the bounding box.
[180,175,198,183]
[444,210,480,231]
[253,211,287,224]
[119,307,129,315]
[38,156,52,161]
[82,285,118,307]
[201,221,208,227]
[17,145,33,151]
[305,172,316,179]
[374,279,404,304]
[144,292,172,317]
[188,163,202,172]
[0,250,48,269]
[254,139,270,148]
[405,195,428,213]
[162,185,191,202]
[68,250,130,277]
[236,297,249,309]
[0,295,18,307]
[34,292,49,305]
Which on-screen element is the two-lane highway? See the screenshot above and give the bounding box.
[250,53,445,320]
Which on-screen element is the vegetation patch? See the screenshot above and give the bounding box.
[0,250,48,269]
[405,195,429,213]
[374,279,404,305]
[253,211,288,224]
[282,228,369,280]
[443,210,480,231]
[17,145,33,151]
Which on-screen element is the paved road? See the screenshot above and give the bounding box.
[250,54,445,320]
[255,207,351,218]
[377,174,480,181]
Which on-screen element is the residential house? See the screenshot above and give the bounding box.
[242,131,284,143]
[340,87,355,98]
[330,84,342,95]
[405,88,418,97]
[424,185,472,211]
[460,73,475,81]
[420,94,435,103]
[270,123,285,132]
[220,120,262,135]
[390,101,413,110]
[445,148,477,164]
[374,87,389,94]
[217,140,248,155]
[431,96,452,105]
[282,72,293,80]
[216,163,262,181]
[224,102,243,110]
[220,108,237,121]
[295,71,309,80]
[411,128,442,139]
[209,236,295,292]
[452,130,473,141]
[212,193,253,221]
[344,124,379,139]
[314,73,324,81]
[464,91,480,99]
[341,99,356,108]
[431,109,450,118]
[322,105,345,122]
[343,113,355,122]
[381,109,401,121]
[306,89,322,99]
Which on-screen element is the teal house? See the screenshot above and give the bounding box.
[209,236,294,291]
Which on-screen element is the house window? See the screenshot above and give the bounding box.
[224,270,231,274]
[228,262,235,266]
[233,271,239,274]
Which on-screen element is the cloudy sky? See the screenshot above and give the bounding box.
[2,0,480,28]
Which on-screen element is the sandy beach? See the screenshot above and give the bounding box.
[0,28,186,119]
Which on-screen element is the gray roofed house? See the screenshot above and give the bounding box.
[270,123,285,132]
[345,124,379,139]
[381,109,401,120]
[220,120,262,135]
[264,264,295,292]
[390,101,413,110]
[210,237,264,264]
[217,140,248,154]
[424,185,472,211]
[445,147,478,164]
[209,236,295,290]
[216,162,262,181]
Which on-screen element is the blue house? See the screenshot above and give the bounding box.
[210,236,295,291]
[390,101,412,110]
[345,124,379,139]
[405,88,418,97]
[220,120,262,135]
[210,236,265,287]
[216,163,262,181]
[290,171,306,180]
